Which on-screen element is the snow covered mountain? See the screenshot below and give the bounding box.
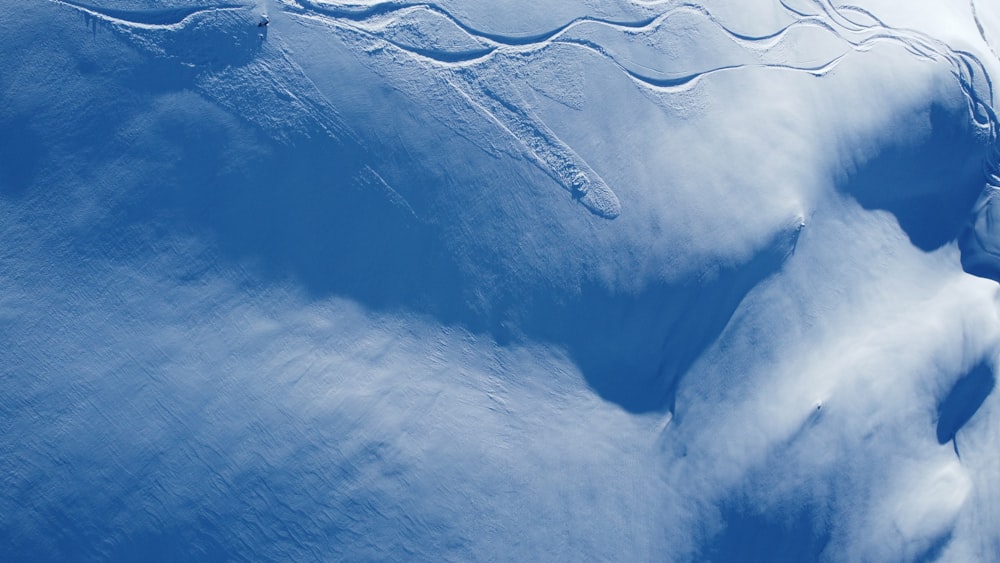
[2,0,1000,560]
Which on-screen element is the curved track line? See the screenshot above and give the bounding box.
[787,0,1000,261]
[808,0,999,175]
[53,0,1000,215]
[289,0,976,219]
[48,0,245,30]
[293,3,861,89]
[970,0,1000,66]
[288,7,625,218]
[290,0,661,45]
[556,37,845,93]
[308,1,845,64]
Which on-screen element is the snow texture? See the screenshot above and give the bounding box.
[2,0,1000,560]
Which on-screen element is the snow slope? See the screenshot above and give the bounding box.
[2,0,999,560]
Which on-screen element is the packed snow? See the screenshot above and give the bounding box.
[2,0,999,560]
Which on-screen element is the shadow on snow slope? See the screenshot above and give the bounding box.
[15,0,796,417]
[837,99,989,252]
[936,361,995,448]
[693,436,834,563]
[108,85,797,414]
[0,115,46,198]
[699,497,831,563]
[507,230,798,413]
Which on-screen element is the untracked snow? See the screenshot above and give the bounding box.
[2,0,1000,560]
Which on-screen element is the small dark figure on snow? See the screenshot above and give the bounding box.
[258,14,269,27]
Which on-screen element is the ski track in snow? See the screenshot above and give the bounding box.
[282,0,1000,222]
[47,0,1000,224]
[48,0,245,30]
[806,0,999,178]
[971,0,1000,65]
[782,0,1000,280]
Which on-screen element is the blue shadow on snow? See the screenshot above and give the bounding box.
[936,361,995,446]
[838,102,988,251]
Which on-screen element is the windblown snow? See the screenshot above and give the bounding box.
[2,0,1000,560]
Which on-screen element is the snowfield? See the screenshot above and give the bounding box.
[2,0,999,560]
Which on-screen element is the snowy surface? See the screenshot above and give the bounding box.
[2,0,1000,560]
